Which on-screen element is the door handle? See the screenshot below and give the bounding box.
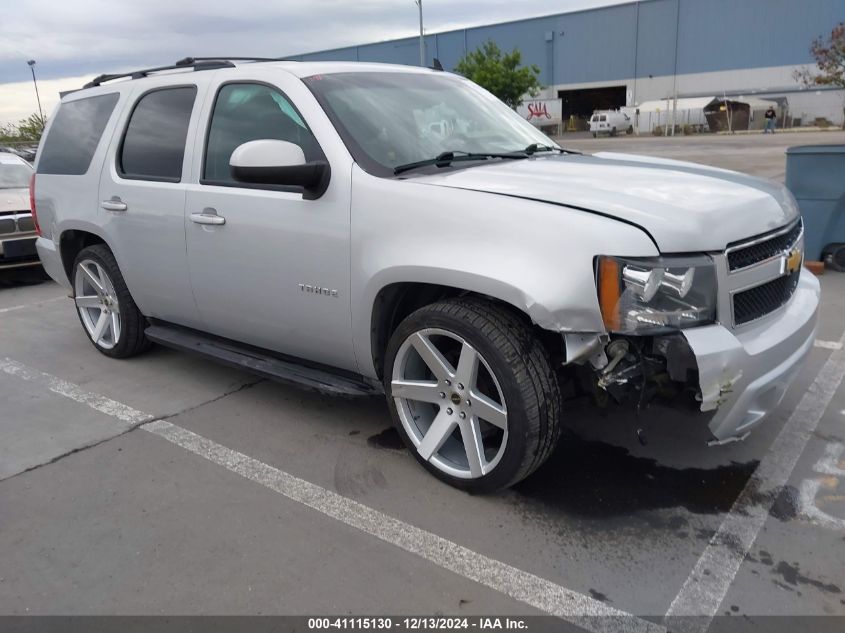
[101,197,127,212]
[190,208,226,226]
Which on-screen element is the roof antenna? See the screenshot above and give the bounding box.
[431,58,443,71]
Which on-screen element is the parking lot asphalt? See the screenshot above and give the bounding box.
[555,130,845,183]
[2,133,844,630]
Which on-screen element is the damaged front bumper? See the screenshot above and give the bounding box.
[682,268,820,442]
[567,268,820,444]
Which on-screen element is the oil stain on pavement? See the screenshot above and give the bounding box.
[368,427,405,450]
[513,431,758,519]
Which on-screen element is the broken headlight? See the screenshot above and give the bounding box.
[596,255,717,334]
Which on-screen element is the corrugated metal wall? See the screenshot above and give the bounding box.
[285,0,845,85]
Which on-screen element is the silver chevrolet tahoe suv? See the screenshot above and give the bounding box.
[33,58,820,491]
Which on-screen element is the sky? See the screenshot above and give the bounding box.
[0,0,631,126]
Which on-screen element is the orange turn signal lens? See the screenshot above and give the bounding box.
[598,257,621,331]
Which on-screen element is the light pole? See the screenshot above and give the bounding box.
[27,60,45,126]
[414,0,424,67]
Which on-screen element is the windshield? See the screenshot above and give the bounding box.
[304,72,558,176]
[0,156,33,189]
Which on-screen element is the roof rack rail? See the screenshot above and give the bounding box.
[175,56,281,65]
[82,56,283,89]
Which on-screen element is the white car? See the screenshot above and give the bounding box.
[0,152,39,270]
[590,110,631,137]
[32,58,818,491]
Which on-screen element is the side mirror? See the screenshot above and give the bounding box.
[229,139,330,199]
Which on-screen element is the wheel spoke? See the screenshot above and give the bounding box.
[470,391,507,429]
[75,295,101,309]
[97,263,117,296]
[460,416,486,477]
[455,342,479,388]
[391,379,442,404]
[81,264,105,295]
[91,310,109,343]
[110,312,120,343]
[417,410,456,461]
[410,333,454,381]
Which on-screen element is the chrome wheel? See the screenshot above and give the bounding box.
[391,328,508,479]
[74,259,121,350]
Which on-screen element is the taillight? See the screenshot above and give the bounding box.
[29,173,41,236]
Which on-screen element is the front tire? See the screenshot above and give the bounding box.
[72,244,151,358]
[384,298,562,492]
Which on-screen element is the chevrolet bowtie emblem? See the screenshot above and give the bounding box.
[785,247,802,274]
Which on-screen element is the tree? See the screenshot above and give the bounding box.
[794,22,845,128]
[454,40,541,109]
[0,122,17,142]
[0,113,46,143]
[15,113,46,141]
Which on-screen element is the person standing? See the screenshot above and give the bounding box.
[764,106,777,134]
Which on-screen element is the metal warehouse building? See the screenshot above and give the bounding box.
[286,0,845,129]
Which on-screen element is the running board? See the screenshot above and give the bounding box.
[145,324,382,397]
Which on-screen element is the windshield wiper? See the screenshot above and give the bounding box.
[523,143,581,155]
[393,150,528,175]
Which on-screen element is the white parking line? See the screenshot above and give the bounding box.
[815,339,844,350]
[0,358,150,424]
[798,477,845,531]
[144,419,663,632]
[0,358,663,633]
[0,296,65,315]
[666,331,845,630]
[811,441,845,477]
[798,441,845,532]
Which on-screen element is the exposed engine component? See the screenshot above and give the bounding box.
[600,339,629,377]
[593,335,700,409]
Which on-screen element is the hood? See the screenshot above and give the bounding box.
[411,152,798,252]
[0,188,29,214]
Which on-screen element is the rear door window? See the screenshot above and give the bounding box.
[37,93,119,175]
[119,86,197,182]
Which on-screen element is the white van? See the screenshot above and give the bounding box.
[589,110,631,137]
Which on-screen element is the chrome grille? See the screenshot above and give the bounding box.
[724,218,804,327]
[727,219,803,271]
[733,270,801,326]
[0,211,34,236]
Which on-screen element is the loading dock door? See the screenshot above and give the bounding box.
[558,86,626,128]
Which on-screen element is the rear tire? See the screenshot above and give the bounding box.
[72,244,151,358]
[384,298,562,492]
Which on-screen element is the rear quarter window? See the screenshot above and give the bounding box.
[36,93,119,175]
